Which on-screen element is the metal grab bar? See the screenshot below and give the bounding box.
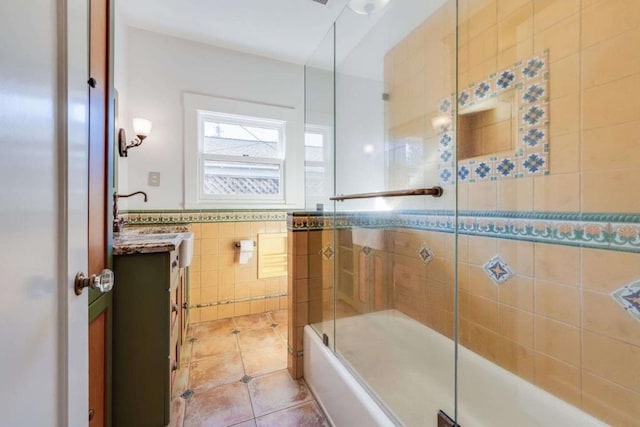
[330,186,443,202]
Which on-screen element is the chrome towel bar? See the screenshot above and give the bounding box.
[330,186,443,202]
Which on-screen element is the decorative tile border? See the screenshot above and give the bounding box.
[439,51,550,185]
[287,211,640,254]
[123,210,288,224]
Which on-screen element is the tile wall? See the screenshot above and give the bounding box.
[188,221,288,323]
[380,0,640,424]
[124,212,289,323]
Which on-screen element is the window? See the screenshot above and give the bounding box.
[304,125,333,209]
[184,93,303,209]
[200,113,285,198]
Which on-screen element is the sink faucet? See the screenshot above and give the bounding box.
[113,191,148,232]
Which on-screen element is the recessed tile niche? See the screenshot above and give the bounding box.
[458,94,515,160]
[437,51,550,184]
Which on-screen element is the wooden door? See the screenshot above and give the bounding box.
[88,0,112,425]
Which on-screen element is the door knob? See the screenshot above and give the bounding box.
[74,269,114,295]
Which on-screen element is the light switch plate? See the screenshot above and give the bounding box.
[148,171,160,187]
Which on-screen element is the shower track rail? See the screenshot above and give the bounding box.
[330,186,443,202]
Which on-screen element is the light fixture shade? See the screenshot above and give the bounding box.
[347,0,391,15]
[132,117,152,137]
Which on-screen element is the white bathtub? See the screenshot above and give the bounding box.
[304,310,606,427]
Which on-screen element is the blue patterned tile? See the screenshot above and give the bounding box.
[496,158,516,177]
[440,132,453,148]
[417,244,434,264]
[439,98,452,114]
[474,162,492,180]
[483,255,514,285]
[611,281,640,322]
[522,128,545,147]
[474,81,492,101]
[522,84,545,103]
[458,165,471,182]
[522,57,545,79]
[458,90,470,108]
[523,105,546,126]
[440,168,453,183]
[496,69,515,90]
[522,153,546,174]
[440,149,453,162]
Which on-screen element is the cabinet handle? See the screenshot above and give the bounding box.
[171,259,179,269]
[182,302,188,309]
[172,303,178,313]
[88,409,95,421]
[171,360,178,371]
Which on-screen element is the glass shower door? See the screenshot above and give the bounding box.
[331,1,459,425]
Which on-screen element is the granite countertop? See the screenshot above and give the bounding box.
[113,225,192,255]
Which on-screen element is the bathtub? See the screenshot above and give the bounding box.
[304,310,606,427]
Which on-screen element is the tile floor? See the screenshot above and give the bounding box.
[171,310,330,427]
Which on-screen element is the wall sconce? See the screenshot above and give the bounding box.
[118,118,152,157]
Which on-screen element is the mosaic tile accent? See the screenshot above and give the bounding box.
[496,69,515,90]
[362,246,373,256]
[439,98,452,114]
[288,211,640,253]
[611,281,640,321]
[123,210,288,225]
[439,51,549,185]
[483,255,514,285]
[496,158,516,177]
[417,244,434,265]
[321,244,335,260]
[474,81,492,101]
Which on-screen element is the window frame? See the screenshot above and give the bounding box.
[304,124,334,209]
[184,93,304,209]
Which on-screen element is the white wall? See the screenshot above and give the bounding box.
[114,3,129,202]
[335,73,386,211]
[119,27,305,210]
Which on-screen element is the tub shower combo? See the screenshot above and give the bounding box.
[293,1,640,426]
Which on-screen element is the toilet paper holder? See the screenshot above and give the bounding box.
[235,241,256,248]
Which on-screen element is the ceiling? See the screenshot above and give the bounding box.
[119,0,351,65]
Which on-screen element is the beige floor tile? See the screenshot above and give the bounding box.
[234,313,272,330]
[184,382,254,427]
[248,370,312,417]
[189,351,245,391]
[254,401,329,427]
[191,334,239,362]
[169,397,186,427]
[242,342,288,377]
[270,309,287,325]
[238,328,283,353]
[188,318,236,340]
[230,420,257,427]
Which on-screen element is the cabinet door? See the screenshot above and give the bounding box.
[180,269,187,345]
[89,293,112,427]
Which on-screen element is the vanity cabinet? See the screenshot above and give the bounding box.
[112,249,186,427]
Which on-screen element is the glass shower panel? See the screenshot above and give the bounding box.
[455,1,640,426]
[304,25,335,343]
[333,1,458,425]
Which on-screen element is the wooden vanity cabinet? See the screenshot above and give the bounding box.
[112,249,186,427]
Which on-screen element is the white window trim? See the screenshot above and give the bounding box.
[184,93,304,209]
